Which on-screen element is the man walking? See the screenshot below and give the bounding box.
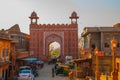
[52,67,55,77]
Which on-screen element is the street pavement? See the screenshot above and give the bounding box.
[35,63,68,80]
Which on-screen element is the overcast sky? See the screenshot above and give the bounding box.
[0,0,120,35]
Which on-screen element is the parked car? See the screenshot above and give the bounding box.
[18,69,34,80]
[19,66,31,71]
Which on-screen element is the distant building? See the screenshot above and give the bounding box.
[81,23,120,56]
[6,24,29,52]
[81,23,120,74]
[29,11,79,61]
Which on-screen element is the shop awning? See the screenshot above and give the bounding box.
[21,57,44,64]
[21,57,37,61]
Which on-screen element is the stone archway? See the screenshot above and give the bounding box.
[45,33,64,59]
[29,12,79,62]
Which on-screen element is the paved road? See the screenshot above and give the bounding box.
[35,63,68,80]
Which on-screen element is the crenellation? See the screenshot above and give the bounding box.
[36,24,71,28]
[37,23,70,28]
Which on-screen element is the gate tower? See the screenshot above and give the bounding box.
[29,11,79,61]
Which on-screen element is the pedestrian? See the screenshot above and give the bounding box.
[54,63,58,70]
[52,67,55,77]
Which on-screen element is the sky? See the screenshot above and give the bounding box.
[0,0,120,36]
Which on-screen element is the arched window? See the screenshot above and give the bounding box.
[104,42,109,48]
[6,48,9,56]
[2,48,4,57]
[117,43,120,48]
[91,44,95,51]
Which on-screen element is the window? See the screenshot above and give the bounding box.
[32,19,36,24]
[11,35,14,38]
[117,43,120,47]
[91,44,95,51]
[2,48,4,57]
[117,63,119,71]
[6,48,9,56]
[72,19,77,24]
[104,43,109,48]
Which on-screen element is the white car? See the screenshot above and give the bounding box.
[18,69,34,80]
[19,66,31,71]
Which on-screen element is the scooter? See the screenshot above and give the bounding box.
[34,70,39,77]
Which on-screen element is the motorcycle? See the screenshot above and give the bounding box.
[33,69,39,77]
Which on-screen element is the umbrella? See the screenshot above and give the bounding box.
[21,57,37,62]
[34,60,44,64]
[21,57,44,64]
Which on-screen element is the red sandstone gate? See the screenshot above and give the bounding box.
[29,11,79,61]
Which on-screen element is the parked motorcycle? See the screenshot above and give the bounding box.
[33,69,39,77]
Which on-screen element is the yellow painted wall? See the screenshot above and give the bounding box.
[116,58,120,80]
[0,39,10,61]
[116,58,120,71]
[0,38,11,79]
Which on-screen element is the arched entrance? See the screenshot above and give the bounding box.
[49,41,60,58]
[45,33,64,60]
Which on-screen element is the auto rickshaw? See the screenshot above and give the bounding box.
[65,59,74,69]
[55,64,70,76]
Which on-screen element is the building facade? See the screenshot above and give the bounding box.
[0,24,30,79]
[6,24,30,77]
[0,30,11,80]
[81,23,120,74]
[29,11,79,61]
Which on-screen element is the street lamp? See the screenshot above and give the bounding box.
[110,37,118,80]
[94,46,100,80]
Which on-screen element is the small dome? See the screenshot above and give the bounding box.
[113,23,120,28]
[29,11,39,19]
[70,11,79,19]
[71,11,77,17]
[31,11,37,17]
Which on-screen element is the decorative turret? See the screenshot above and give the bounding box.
[29,11,39,24]
[69,11,79,24]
